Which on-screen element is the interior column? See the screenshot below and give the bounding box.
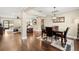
[21,11,27,40]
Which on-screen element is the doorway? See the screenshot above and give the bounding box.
[3,20,9,29]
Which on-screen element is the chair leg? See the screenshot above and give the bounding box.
[61,37,63,46]
[64,38,67,45]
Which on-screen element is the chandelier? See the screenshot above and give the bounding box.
[52,7,57,19]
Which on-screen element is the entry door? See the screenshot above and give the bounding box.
[3,20,9,29]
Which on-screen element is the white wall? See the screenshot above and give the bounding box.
[24,9,45,31]
[57,10,79,38]
[44,16,53,27]
[13,19,21,28]
[33,17,42,31]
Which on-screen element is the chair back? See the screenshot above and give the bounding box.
[53,26,59,31]
[64,27,69,37]
[46,27,53,37]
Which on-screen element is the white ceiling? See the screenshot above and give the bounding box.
[33,7,79,15]
[0,7,26,17]
[0,7,79,17]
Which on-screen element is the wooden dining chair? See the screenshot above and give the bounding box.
[55,27,69,45]
[45,27,53,42]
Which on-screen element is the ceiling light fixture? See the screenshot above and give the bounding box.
[52,7,57,20]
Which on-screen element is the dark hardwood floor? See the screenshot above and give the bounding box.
[0,30,79,51]
[0,31,61,51]
[21,33,61,51]
[74,39,79,51]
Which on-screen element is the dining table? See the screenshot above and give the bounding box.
[52,30,64,45]
[42,27,64,45]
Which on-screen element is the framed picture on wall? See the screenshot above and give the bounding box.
[53,17,65,23]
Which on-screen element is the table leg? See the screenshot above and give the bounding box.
[61,37,63,46]
[61,33,63,46]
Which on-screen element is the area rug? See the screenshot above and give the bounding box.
[36,36,74,51]
[50,39,74,51]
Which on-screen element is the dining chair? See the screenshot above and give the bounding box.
[53,26,59,31]
[45,27,53,43]
[55,27,69,45]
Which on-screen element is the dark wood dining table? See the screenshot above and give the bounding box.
[42,28,64,45]
[52,30,64,45]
